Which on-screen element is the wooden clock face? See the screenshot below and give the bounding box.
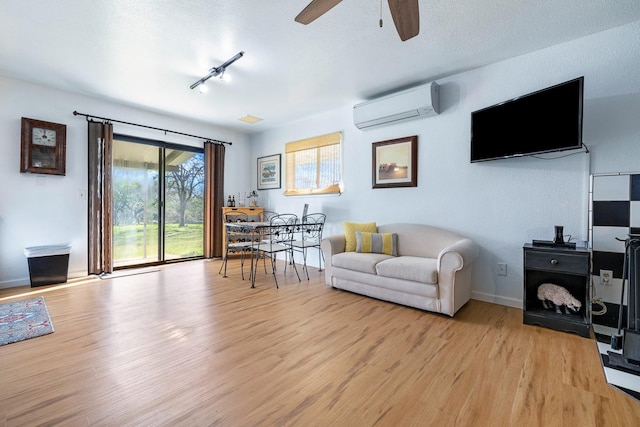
[20,117,67,175]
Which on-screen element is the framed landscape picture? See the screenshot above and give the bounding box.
[257,154,281,190]
[372,135,418,189]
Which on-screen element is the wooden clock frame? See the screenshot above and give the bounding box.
[20,117,67,176]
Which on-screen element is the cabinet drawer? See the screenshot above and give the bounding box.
[525,251,588,275]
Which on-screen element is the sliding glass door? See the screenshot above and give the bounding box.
[112,137,204,268]
[164,147,204,260]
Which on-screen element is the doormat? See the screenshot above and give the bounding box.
[0,296,54,346]
[593,324,640,401]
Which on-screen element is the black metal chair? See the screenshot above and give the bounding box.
[219,212,253,279]
[290,213,326,279]
[251,213,300,288]
[262,210,278,221]
[248,209,278,272]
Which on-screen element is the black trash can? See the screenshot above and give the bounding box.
[24,245,71,287]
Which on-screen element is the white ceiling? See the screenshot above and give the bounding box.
[2,0,640,134]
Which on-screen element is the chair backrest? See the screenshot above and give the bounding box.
[268,213,298,244]
[300,213,325,243]
[262,210,278,221]
[224,212,252,245]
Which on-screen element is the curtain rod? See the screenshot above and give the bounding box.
[72,111,232,146]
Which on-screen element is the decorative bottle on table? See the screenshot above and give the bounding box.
[248,190,258,207]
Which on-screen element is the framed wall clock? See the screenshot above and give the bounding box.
[20,117,67,176]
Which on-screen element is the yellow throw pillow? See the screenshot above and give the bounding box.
[343,221,377,252]
[356,231,398,256]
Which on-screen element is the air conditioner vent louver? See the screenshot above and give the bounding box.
[353,82,440,130]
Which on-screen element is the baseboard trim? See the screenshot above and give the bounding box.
[0,277,29,289]
[0,268,89,290]
[472,291,522,309]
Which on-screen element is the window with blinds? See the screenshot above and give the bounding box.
[284,132,342,195]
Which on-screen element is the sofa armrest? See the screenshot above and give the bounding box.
[437,238,479,316]
[437,238,479,271]
[320,234,346,285]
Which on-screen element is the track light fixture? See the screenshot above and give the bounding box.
[190,51,244,91]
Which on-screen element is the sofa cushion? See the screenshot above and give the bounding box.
[356,231,398,256]
[376,256,438,284]
[332,251,392,274]
[343,221,377,252]
[378,224,465,258]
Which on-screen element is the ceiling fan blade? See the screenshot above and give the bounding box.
[295,0,344,25]
[387,0,420,41]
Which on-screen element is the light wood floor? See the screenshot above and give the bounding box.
[1,259,639,426]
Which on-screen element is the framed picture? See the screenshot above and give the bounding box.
[257,154,281,190]
[372,135,418,189]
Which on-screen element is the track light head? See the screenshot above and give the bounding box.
[220,69,232,83]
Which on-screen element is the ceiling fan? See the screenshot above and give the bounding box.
[295,0,420,41]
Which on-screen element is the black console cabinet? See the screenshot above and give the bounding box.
[523,243,591,337]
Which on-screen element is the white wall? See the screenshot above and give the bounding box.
[0,78,252,287]
[250,21,640,308]
[2,20,638,304]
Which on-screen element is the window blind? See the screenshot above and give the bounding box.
[285,132,342,195]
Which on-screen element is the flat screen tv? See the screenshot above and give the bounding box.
[470,76,584,163]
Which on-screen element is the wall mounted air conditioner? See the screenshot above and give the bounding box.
[353,81,440,130]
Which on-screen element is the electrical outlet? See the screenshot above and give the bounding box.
[600,269,613,286]
[497,262,507,276]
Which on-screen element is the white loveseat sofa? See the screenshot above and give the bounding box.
[320,223,479,316]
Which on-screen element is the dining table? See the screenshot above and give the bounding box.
[226,216,320,287]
